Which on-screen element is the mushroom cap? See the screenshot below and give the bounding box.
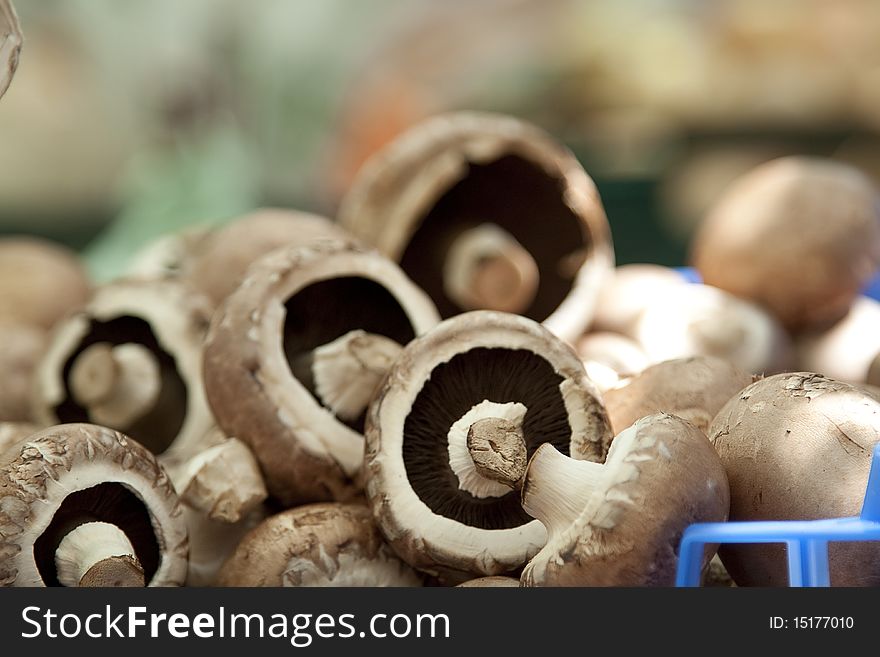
[590,264,687,335]
[796,296,880,384]
[0,423,188,586]
[0,322,45,422]
[521,413,729,586]
[632,284,793,374]
[365,310,612,578]
[32,278,214,462]
[187,208,351,306]
[603,356,755,435]
[217,503,422,587]
[709,372,880,586]
[0,0,22,100]
[338,111,614,342]
[575,331,649,392]
[456,576,520,588]
[0,237,91,330]
[203,239,439,507]
[692,156,880,332]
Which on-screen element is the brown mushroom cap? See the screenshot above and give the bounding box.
[32,279,214,463]
[0,423,188,586]
[590,264,687,335]
[0,322,45,422]
[603,356,754,435]
[796,296,880,384]
[709,372,880,586]
[186,208,351,306]
[456,576,520,588]
[692,156,880,332]
[0,0,22,100]
[217,503,422,587]
[520,413,729,586]
[204,239,439,507]
[338,111,614,342]
[0,237,91,330]
[365,310,612,578]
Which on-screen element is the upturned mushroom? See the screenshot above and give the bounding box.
[217,503,422,587]
[0,423,188,586]
[0,322,45,422]
[456,576,520,588]
[33,278,215,464]
[0,0,22,100]
[709,372,880,586]
[796,296,880,385]
[519,413,729,586]
[575,332,649,393]
[602,356,754,435]
[691,156,880,332]
[204,239,439,506]
[338,111,614,342]
[630,283,793,375]
[364,310,612,578]
[0,237,91,330]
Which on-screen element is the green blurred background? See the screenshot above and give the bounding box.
[2,0,879,279]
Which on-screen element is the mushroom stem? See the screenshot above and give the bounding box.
[465,417,528,489]
[521,443,604,535]
[443,224,539,313]
[305,330,403,422]
[69,342,161,429]
[55,521,145,587]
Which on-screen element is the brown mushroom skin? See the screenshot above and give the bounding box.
[710,373,880,586]
[0,322,45,422]
[603,356,754,435]
[217,503,421,587]
[692,157,880,332]
[456,576,520,588]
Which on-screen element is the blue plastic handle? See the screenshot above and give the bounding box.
[675,443,880,587]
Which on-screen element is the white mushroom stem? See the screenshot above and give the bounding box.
[310,330,402,422]
[69,342,161,428]
[179,437,268,523]
[55,522,144,587]
[448,400,528,498]
[443,223,539,313]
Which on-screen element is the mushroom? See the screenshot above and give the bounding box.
[185,208,351,306]
[575,332,649,393]
[0,237,91,330]
[709,372,880,586]
[456,576,520,588]
[203,239,439,506]
[602,356,754,435]
[519,413,729,586]
[691,156,880,332]
[0,423,188,586]
[0,0,22,100]
[338,111,614,342]
[630,283,793,375]
[364,310,612,579]
[217,503,422,587]
[0,322,45,422]
[33,278,215,465]
[796,296,880,385]
[590,264,687,335]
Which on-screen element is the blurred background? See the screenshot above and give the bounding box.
[2,0,879,280]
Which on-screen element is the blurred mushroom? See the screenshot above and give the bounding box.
[797,296,880,385]
[575,332,649,393]
[204,239,439,507]
[0,423,188,586]
[602,356,753,435]
[0,0,22,100]
[217,503,422,587]
[456,576,520,588]
[339,111,614,342]
[692,157,880,332]
[364,310,612,579]
[520,413,728,586]
[590,264,687,335]
[33,279,214,465]
[0,237,91,330]
[0,322,45,422]
[710,373,880,586]
[631,284,793,375]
